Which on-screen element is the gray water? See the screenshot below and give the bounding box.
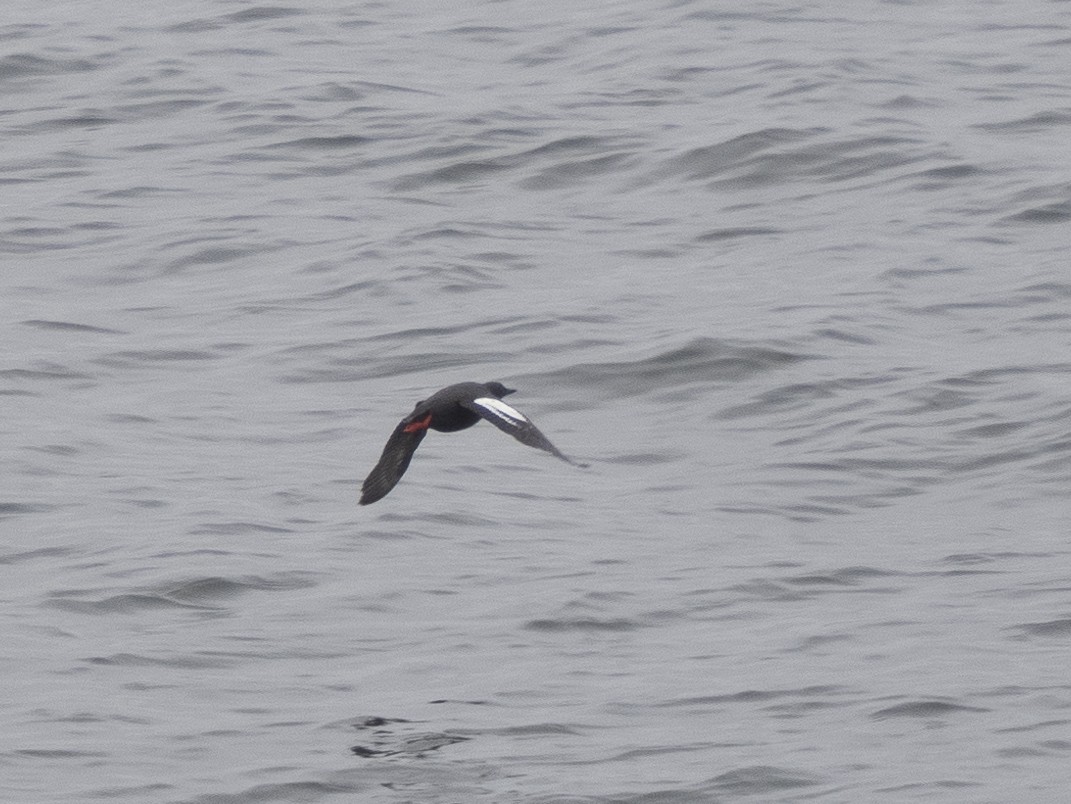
[3,1,1070,801]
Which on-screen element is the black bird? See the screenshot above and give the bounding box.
[360,381,581,505]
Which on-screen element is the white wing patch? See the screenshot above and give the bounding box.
[473,397,529,426]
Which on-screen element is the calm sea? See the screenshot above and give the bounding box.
[3,1,1070,801]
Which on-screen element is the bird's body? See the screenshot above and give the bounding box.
[359,381,580,505]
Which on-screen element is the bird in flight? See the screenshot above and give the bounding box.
[360,381,583,505]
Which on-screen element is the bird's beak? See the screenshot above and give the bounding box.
[501,387,517,396]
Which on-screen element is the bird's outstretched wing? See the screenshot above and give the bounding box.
[463,397,584,466]
[359,417,429,505]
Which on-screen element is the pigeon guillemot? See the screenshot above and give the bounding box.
[359,381,582,505]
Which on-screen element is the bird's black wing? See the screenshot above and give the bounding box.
[462,396,584,466]
[359,417,429,505]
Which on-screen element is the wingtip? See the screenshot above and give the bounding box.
[359,487,383,506]
[359,480,387,506]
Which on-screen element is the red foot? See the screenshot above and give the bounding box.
[403,414,433,433]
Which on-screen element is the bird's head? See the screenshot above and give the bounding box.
[485,381,516,398]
